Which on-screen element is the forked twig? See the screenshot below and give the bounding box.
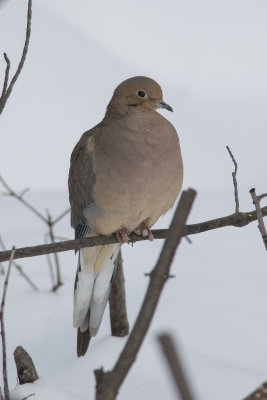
[0,0,32,115]
[0,246,15,400]
[0,175,46,223]
[0,175,69,290]
[226,145,239,214]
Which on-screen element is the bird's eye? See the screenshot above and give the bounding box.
[137,90,146,98]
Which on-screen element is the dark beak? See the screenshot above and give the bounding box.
[154,99,173,112]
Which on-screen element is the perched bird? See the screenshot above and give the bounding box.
[68,76,183,357]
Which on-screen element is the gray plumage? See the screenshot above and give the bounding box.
[68,76,183,357]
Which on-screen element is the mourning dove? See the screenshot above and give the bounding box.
[68,76,183,357]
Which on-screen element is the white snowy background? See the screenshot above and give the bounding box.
[0,0,267,399]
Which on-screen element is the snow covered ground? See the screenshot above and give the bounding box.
[0,0,267,399]
[1,189,267,400]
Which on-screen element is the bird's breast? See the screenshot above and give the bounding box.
[88,112,183,234]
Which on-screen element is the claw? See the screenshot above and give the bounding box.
[134,224,154,241]
[134,227,142,235]
[116,230,130,244]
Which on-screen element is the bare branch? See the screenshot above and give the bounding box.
[0,0,32,115]
[109,250,129,337]
[0,205,265,263]
[226,145,239,213]
[44,233,56,289]
[94,189,196,400]
[258,193,267,202]
[0,53,10,104]
[52,208,70,225]
[158,334,196,400]
[0,236,38,291]
[250,188,267,250]
[0,246,15,400]
[0,175,65,289]
[0,175,47,223]
[46,211,62,290]
[19,187,30,198]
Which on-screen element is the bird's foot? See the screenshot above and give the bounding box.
[134,225,154,241]
[116,230,130,245]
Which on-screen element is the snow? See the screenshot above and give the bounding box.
[1,189,267,400]
[0,0,267,398]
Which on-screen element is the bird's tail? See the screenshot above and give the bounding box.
[73,243,120,357]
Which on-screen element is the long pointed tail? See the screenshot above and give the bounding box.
[73,243,120,357]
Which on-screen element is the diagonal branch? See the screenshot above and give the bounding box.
[94,189,196,400]
[0,0,32,116]
[52,208,70,225]
[0,246,15,400]
[0,206,266,263]
[158,333,196,400]
[0,175,47,223]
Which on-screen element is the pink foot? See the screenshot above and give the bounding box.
[134,225,154,241]
[116,230,130,245]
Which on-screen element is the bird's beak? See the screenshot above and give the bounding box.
[154,99,173,112]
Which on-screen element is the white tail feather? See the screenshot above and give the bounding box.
[89,245,120,335]
[73,244,120,335]
[73,252,95,328]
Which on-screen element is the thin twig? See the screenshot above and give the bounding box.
[19,187,30,197]
[0,0,32,115]
[52,208,70,225]
[44,233,56,288]
[226,145,239,213]
[250,188,267,250]
[158,334,196,400]
[46,254,56,288]
[0,246,15,400]
[47,211,62,291]
[258,193,267,202]
[0,175,64,290]
[0,175,47,223]
[0,53,10,105]
[94,189,196,400]
[0,236,38,291]
[0,205,265,263]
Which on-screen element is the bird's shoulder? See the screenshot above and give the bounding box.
[70,123,103,164]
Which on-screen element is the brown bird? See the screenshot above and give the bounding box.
[68,76,183,357]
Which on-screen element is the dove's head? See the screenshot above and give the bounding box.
[106,76,173,117]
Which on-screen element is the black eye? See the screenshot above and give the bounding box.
[137,90,146,98]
